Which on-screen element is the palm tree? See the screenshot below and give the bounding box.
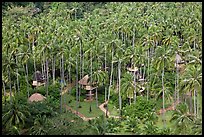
[121,72,140,105]
[2,53,16,104]
[180,65,202,117]
[154,45,172,128]
[2,98,30,131]
[30,115,50,135]
[170,103,194,135]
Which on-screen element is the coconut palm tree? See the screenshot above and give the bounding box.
[170,103,194,135]
[180,65,202,117]
[154,45,172,128]
[2,98,30,131]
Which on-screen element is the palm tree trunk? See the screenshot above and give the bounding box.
[16,56,20,93]
[147,48,150,100]
[96,88,98,107]
[14,82,16,95]
[8,68,12,104]
[174,69,177,109]
[194,89,196,116]
[118,60,122,116]
[68,45,72,88]
[60,56,63,113]
[52,55,56,84]
[108,45,114,101]
[177,65,179,103]
[62,54,65,103]
[76,56,79,114]
[25,63,29,98]
[33,39,37,83]
[34,56,37,79]
[41,59,44,78]
[162,66,166,128]
[190,91,193,114]
[79,40,82,107]
[90,50,93,100]
[133,71,137,104]
[143,63,146,80]
[46,58,49,97]
[3,81,6,103]
[43,51,46,80]
[105,45,107,102]
[196,91,199,117]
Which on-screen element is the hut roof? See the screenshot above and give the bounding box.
[175,54,184,64]
[33,71,44,82]
[127,67,138,72]
[28,93,46,102]
[84,85,97,90]
[78,75,89,85]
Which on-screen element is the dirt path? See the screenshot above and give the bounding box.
[157,100,180,115]
[62,83,120,120]
[61,82,75,95]
[98,100,120,119]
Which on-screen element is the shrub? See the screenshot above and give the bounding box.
[123,96,158,122]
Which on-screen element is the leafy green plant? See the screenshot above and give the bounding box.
[123,96,158,122]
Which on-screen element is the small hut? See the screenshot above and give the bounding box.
[32,71,45,87]
[33,71,44,82]
[78,75,98,101]
[175,54,185,73]
[78,75,89,87]
[127,66,138,72]
[84,85,97,101]
[28,93,46,102]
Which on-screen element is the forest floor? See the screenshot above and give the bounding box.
[62,82,180,121]
[62,82,120,121]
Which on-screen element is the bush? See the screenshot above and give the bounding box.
[123,96,158,122]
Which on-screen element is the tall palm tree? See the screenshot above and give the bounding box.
[154,45,172,128]
[180,65,202,117]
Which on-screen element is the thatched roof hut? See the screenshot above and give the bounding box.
[33,71,44,82]
[127,67,138,72]
[78,75,89,85]
[84,85,97,91]
[28,93,46,102]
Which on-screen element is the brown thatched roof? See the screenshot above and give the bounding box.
[127,67,138,72]
[84,85,97,90]
[28,93,46,102]
[78,75,89,85]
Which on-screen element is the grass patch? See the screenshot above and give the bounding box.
[108,102,120,116]
[62,93,104,118]
[156,110,175,129]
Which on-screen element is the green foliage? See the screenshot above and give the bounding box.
[170,103,195,135]
[2,98,31,133]
[30,115,51,135]
[2,2,202,135]
[123,96,158,122]
[27,97,59,120]
[87,115,108,135]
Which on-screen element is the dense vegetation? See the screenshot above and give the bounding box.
[2,2,202,135]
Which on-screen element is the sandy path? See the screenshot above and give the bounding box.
[157,100,180,115]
